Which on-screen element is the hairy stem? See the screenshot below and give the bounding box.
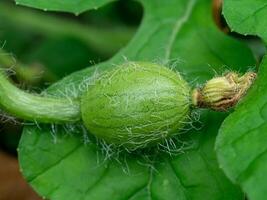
[0,2,135,56]
[0,69,81,123]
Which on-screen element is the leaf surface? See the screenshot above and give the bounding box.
[15,0,115,14]
[19,0,255,199]
[223,0,267,42]
[216,57,267,200]
[216,1,267,200]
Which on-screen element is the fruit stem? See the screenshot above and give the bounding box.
[0,69,81,123]
[192,71,257,111]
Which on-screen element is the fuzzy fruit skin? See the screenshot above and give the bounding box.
[81,62,191,150]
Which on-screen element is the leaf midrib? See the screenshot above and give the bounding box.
[164,0,196,62]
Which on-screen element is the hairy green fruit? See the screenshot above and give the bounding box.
[0,61,256,151]
[81,62,191,149]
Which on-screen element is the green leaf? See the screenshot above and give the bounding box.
[15,0,115,14]
[18,0,255,199]
[222,0,267,42]
[216,1,267,200]
[216,57,267,200]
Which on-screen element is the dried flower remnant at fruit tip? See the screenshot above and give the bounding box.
[192,71,257,111]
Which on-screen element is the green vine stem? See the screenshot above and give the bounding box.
[0,2,135,56]
[0,48,56,84]
[0,68,81,123]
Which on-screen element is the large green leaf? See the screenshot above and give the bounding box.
[15,0,115,14]
[216,57,267,200]
[19,0,255,199]
[222,0,267,42]
[216,0,267,200]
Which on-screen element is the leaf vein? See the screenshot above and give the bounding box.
[164,0,196,62]
[28,144,82,182]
